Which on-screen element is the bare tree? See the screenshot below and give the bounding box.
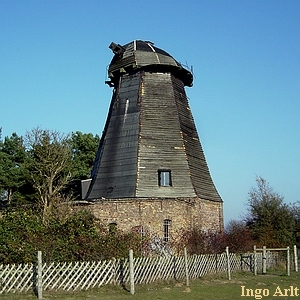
[24,128,72,222]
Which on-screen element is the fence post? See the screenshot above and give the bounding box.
[294,245,298,272]
[112,258,117,284]
[287,246,290,276]
[253,245,257,275]
[129,249,135,295]
[262,246,267,274]
[184,247,189,287]
[37,251,43,300]
[225,246,231,280]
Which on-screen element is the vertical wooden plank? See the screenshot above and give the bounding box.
[184,248,189,287]
[112,258,117,284]
[129,249,135,295]
[294,245,298,272]
[262,246,266,274]
[37,251,43,300]
[225,247,231,280]
[253,248,256,275]
[287,246,290,276]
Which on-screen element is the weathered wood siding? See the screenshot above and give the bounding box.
[172,76,222,202]
[136,72,196,198]
[87,73,141,198]
[88,71,222,202]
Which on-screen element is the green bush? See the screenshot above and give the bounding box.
[0,208,43,263]
[0,208,148,264]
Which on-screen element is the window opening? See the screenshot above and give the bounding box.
[158,170,172,186]
[164,219,171,242]
[140,225,145,237]
[132,225,146,238]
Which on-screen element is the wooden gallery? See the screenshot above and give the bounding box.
[80,40,224,242]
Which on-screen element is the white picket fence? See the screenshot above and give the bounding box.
[0,249,294,295]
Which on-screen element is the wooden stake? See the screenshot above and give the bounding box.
[184,247,189,287]
[287,246,290,276]
[294,245,298,272]
[253,245,257,276]
[262,246,266,274]
[226,247,231,280]
[129,249,135,295]
[37,251,43,300]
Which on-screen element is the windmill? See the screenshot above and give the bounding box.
[83,40,223,238]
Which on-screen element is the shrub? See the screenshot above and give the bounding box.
[0,207,149,264]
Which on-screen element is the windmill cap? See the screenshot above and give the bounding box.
[108,40,193,87]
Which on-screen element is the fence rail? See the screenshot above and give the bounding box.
[0,247,297,295]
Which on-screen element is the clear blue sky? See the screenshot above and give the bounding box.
[1,0,299,225]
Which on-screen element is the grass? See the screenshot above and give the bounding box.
[1,271,299,300]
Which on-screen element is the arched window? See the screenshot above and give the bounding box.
[163,219,171,242]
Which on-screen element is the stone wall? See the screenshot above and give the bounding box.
[81,197,223,241]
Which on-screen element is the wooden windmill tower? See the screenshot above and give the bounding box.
[84,40,223,239]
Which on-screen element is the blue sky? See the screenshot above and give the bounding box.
[1,0,299,225]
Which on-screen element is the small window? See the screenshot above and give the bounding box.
[163,219,171,242]
[132,225,146,237]
[158,170,172,186]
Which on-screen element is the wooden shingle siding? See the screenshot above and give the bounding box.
[87,73,141,199]
[109,55,136,73]
[136,72,196,198]
[172,76,222,202]
[88,70,221,202]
